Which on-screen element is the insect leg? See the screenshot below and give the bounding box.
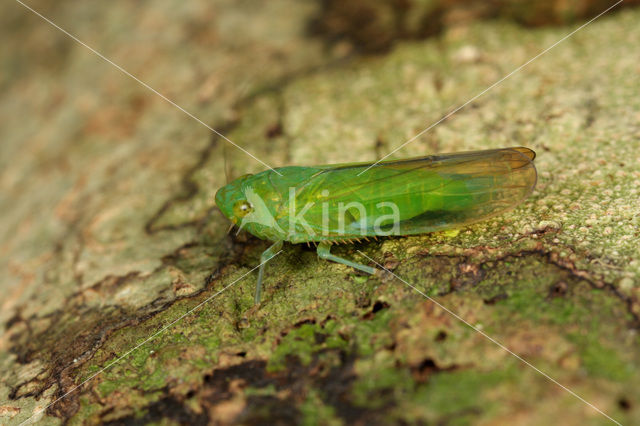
[255,240,283,304]
[317,242,375,275]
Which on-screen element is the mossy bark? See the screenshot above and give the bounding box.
[1,1,639,425]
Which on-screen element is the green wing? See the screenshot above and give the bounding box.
[271,147,537,242]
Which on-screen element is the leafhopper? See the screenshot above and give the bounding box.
[215,147,537,303]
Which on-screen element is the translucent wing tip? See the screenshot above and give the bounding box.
[507,146,538,203]
[510,146,536,161]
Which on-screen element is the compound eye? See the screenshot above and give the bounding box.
[232,200,253,218]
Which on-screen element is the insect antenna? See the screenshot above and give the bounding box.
[223,141,232,184]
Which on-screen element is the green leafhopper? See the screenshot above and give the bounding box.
[215,147,537,303]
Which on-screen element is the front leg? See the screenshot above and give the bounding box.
[255,240,283,304]
[317,241,375,275]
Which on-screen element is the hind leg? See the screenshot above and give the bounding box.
[317,242,375,274]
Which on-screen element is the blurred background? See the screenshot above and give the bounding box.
[2,1,640,424]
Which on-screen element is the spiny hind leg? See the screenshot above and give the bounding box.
[317,241,375,275]
[256,240,283,304]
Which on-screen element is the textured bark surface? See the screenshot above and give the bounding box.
[1,1,639,424]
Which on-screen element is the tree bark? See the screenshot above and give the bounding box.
[1,1,639,424]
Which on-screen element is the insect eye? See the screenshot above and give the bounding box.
[232,200,253,218]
